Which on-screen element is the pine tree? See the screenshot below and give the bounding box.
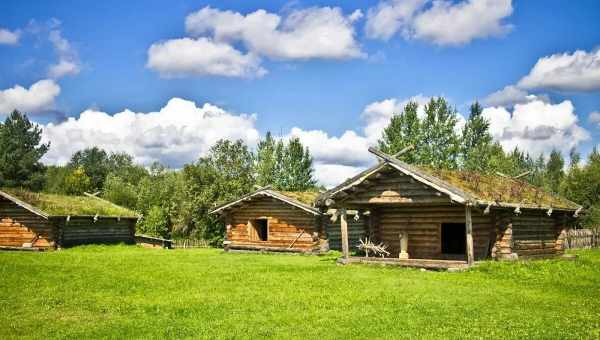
[461,102,494,173]
[569,147,581,168]
[255,132,278,187]
[280,138,316,191]
[377,101,421,164]
[0,110,49,189]
[420,97,460,169]
[273,140,286,189]
[546,149,564,193]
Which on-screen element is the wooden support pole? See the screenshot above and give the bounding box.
[465,205,474,265]
[340,208,349,259]
[393,144,414,158]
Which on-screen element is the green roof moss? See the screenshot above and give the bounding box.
[275,191,320,206]
[419,168,579,209]
[3,189,139,217]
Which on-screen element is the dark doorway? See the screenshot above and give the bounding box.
[252,219,268,241]
[441,223,466,254]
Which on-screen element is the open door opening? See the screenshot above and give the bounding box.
[250,218,268,241]
[441,223,466,255]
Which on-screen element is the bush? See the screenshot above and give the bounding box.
[138,205,169,238]
[63,167,92,195]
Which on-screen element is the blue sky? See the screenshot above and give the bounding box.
[1,0,599,186]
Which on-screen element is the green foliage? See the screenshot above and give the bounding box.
[420,97,460,169]
[562,147,600,228]
[0,110,49,190]
[461,102,495,173]
[181,140,256,243]
[279,137,316,191]
[68,147,109,190]
[67,148,147,192]
[255,132,278,187]
[378,101,421,164]
[63,167,92,195]
[138,205,169,238]
[102,173,138,209]
[546,149,564,193]
[377,97,460,169]
[43,165,71,194]
[1,246,600,338]
[255,133,317,191]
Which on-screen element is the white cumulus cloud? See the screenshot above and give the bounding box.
[148,6,363,78]
[365,0,513,45]
[286,128,372,188]
[483,85,550,108]
[518,49,600,92]
[314,164,369,188]
[147,37,266,78]
[0,28,20,45]
[287,127,371,167]
[47,28,81,79]
[40,98,260,167]
[589,111,600,126]
[365,0,426,40]
[0,79,61,114]
[185,6,363,60]
[482,99,590,156]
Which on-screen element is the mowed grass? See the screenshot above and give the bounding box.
[1,247,599,339]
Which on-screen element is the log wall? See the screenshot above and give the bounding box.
[226,196,320,251]
[511,211,565,259]
[374,205,493,260]
[0,198,55,249]
[55,216,136,247]
[325,214,367,251]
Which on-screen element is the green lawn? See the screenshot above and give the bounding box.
[1,246,599,339]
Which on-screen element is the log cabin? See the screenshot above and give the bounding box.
[0,189,139,250]
[316,148,582,268]
[211,188,325,253]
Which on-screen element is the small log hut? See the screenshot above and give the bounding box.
[316,148,582,268]
[0,189,139,250]
[211,188,325,253]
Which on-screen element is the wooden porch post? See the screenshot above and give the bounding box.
[465,205,474,265]
[340,208,349,259]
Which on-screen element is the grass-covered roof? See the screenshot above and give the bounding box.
[2,189,138,217]
[275,191,320,206]
[420,168,580,210]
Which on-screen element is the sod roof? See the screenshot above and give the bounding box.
[1,189,138,217]
[275,191,320,205]
[420,168,580,210]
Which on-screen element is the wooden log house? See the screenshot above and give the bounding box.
[0,189,139,250]
[211,188,325,253]
[316,148,582,268]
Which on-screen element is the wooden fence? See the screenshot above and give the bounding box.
[564,229,599,249]
[172,238,210,249]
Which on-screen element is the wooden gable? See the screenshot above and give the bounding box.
[338,165,452,206]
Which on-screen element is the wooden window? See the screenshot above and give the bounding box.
[249,218,268,241]
[441,223,466,254]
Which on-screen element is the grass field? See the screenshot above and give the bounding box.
[1,246,599,339]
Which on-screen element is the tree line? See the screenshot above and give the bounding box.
[0,110,318,243]
[1,101,599,242]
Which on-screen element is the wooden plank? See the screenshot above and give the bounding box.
[340,208,349,259]
[465,205,474,265]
